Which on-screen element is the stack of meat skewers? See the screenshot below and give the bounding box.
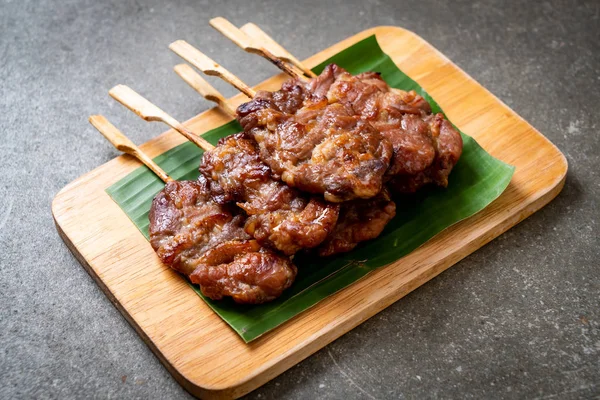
[92,19,463,305]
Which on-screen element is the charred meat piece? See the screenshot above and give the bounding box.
[379,114,436,177]
[237,90,393,203]
[254,79,306,114]
[387,113,464,193]
[200,133,340,255]
[313,64,463,193]
[148,179,296,304]
[317,188,397,257]
[148,179,241,270]
[189,240,297,304]
[317,67,432,118]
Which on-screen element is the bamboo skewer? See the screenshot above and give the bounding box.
[174,64,238,119]
[89,115,172,183]
[169,40,256,98]
[239,22,316,78]
[174,64,237,117]
[175,64,243,118]
[105,21,316,167]
[209,17,306,81]
[108,84,215,151]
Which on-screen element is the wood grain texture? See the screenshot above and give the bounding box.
[52,26,567,399]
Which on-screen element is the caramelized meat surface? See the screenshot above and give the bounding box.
[238,90,393,203]
[317,189,397,257]
[189,240,297,304]
[148,179,242,272]
[317,67,432,118]
[200,133,339,255]
[313,64,463,193]
[387,114,464,193]
[148,180,296,304]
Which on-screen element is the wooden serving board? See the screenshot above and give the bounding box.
[52,26,567,399]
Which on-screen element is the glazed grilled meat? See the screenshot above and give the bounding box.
[310,66,432,117]
[148,179,296,304]
[200,133,340,255]
[237,84,393,203]
[317,189,396,257]
[142,62,465,303]
[149,180,241,268]
[386,113,464,193]
[309,64,463,193]
[189,240,297,304]
[231,64,460,257]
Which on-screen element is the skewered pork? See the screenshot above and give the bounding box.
[303,64,463,193]
[91,114,297,304]
[108,84,340,257]
[238,64,462,195]
[316,188,396,257]
[149,179,297,304]
[199,132,340,255]
[237,82,393,203]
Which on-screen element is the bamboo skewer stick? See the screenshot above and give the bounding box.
[174,64,238,119]
[108,84,215,151]
[239,22,316,78]
[89,115,172,183]
[173,64,236,117]
[209,17,306,81]
[169,40,256,98]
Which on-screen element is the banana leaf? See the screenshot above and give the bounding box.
[106,35,515,342]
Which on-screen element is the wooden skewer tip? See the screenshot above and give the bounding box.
[88,114,172,182]
[173,64,237,118]
[108,84,215,152]
[239,22,317,78]
[169,40,256,98]
[209,17,304,80]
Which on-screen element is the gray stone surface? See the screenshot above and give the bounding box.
[1,0,598,398]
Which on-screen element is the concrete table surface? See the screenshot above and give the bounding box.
[1,0,598,398]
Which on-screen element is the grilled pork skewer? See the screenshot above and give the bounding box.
[204,33,400,251]
[89,115,296,304]
[220,28,463,194]
[175,66,397,257]
[169,41,393,202]
[109,85,339,255]
[295,65,463,193]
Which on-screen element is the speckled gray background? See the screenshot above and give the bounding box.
[1,0,598,399]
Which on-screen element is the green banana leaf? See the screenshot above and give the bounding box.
[106,35,514,342]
